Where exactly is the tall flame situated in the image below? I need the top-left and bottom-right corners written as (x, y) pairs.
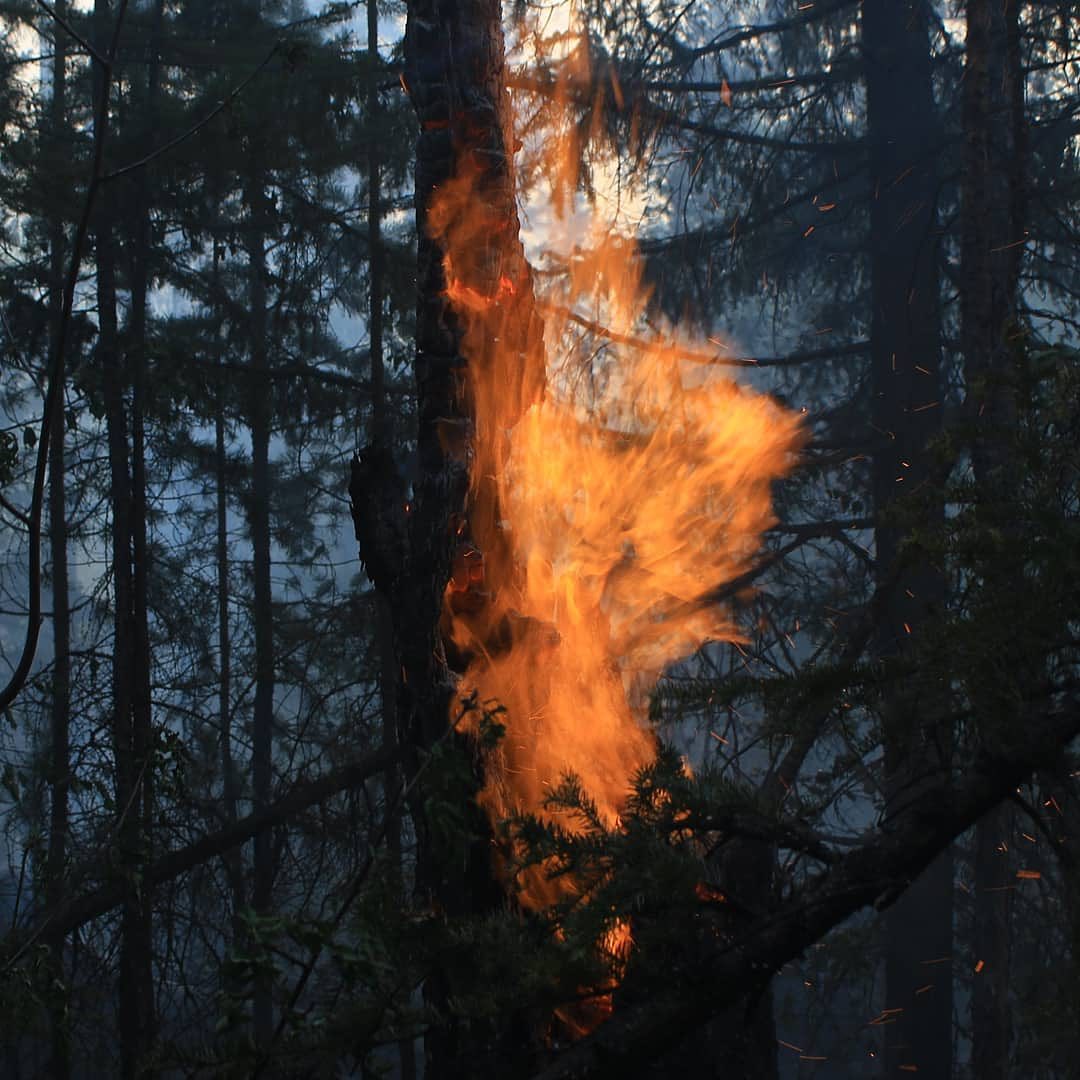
top-left (429, 11), bottom-right (802, 923)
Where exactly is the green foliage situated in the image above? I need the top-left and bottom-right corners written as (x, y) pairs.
top-left (503, 743), bottom-right (779, 1003)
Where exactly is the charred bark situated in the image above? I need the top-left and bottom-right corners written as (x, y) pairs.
top-left (863, 2), bottom-right (951, 1076)
top-left (399, 0), bottom-right (544, 856)
top-left (405, 1), bottom-right (517, 1067)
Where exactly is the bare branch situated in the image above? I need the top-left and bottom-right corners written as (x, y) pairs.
top-left (539, 299), bottom-right (868, 369)
top-left (34, 0), bottom-right (109, 66)
top-left (0, 492), bottom-right (30, 529)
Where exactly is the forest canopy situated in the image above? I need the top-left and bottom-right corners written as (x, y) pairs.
top-left (0, 0), bottom-right (1078, 1077)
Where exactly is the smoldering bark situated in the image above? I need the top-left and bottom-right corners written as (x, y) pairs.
top-left (399, 0), bottom-right (545, 883)
top-left (404, 1), bottom-right (516, 1068)
top-left (863, 2), bottom-right (951, 1077)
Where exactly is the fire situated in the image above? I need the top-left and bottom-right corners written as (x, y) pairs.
top-left (428, 1), bottom-right (802, 999)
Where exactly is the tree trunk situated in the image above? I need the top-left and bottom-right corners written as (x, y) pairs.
top-left (124, 5), bottom-right (165, 1068)
top-left (366, 2), bottom-right (416, 1076)
top-left (92, 4), bottom-right (154, 1075)
top-left (246, 132), bottom-right (276, 1049)
top-left (961, 1), bottom-right (1028, 1074)
top-left (44, 5), bottom-right (71, 1073)
top-left (972, 803), bottom-right (1011, 1077)
top-left (863, 2), bottom-right (951, 1076)
top-left (353, 0), bottom-right (545, 1072)
top-left (213, 236), bottom-right (247, 942)
top-left (961, 0), bottom-right (1026, 479)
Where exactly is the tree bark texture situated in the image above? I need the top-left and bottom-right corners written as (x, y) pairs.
top-left (863, 2), bottom-right (952, 1077)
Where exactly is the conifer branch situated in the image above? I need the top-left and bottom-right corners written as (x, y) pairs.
top-left (0, 0), bottom-right (129, 713)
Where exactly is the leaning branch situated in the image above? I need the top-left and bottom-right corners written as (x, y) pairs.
top-left (531, 698), bottom-right (1080, 1079)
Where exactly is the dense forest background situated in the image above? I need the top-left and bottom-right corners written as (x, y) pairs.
top-left (0, 0), bottom-right (1077, 1076)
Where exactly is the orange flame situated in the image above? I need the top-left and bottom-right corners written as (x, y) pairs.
top-left (429, 4), bottom-right (802, 977)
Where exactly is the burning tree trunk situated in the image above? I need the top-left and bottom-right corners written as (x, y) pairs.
top-left (350, 0), bottom-right (545, 1071)
top-left (396, 0), bottom-right (544, 844)
top-left (355, 2), bottom-right (800, 1071)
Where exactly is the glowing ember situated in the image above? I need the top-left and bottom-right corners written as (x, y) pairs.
top-left (429, 4), bottom-right (802, 949)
